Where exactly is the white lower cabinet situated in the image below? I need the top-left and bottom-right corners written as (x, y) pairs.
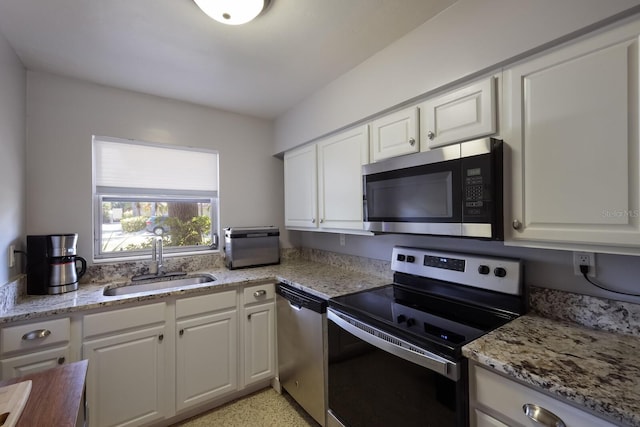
top-left (242, 283), bottom-right (276, 387)
top-left (83, 303), bottom-right (168, 427)
top-left (175, 290), bottom-right (238, 413)
top-left (470, 364), bottom-right (618, 427)
top-left (79, 284), bottom-right (277, 426)
top-left (0, 317), bottom-right (71, 379)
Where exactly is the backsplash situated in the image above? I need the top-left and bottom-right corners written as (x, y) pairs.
top-left (530, 286), bottom-right (640, 337)
top-left (81, 248), bottom-right (306, 284)
top-left (0, 275), bottom-right (25, 314)
top-left (298, 247), bottom-right (393, 280)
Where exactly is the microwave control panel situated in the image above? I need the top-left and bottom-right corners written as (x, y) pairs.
top-left (461, 149), bottom-right (498, 222)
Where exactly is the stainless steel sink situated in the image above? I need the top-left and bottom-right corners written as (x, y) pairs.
top-left (103, 273), bottom-right (216, 296)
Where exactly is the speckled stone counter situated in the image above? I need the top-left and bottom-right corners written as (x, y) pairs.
top-left (0, 257), bottom-right (390, 324)
top-left (463, 291), bottom-right (640, 426)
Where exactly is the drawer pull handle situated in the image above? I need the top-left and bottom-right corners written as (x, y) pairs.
top-left (254, 290), bottom-right (267, 298)
top-left (523, 403), bottom-right (566, 427)
top-left (22, 329), bottom-right (51, 341)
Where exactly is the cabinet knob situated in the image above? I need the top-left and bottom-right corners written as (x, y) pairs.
top-left (22, 329), bottom-right (51, 341)
top-left (319, 218), bottom-right (324, 223)
top-left (522, 403), bottom-right (566, 427)
top-left (311, 218), bottom-right (316, 224)
top-left (408, 137), bottom-right (416, 146)
top-left (158, 334), bottom-right (164, 342)
top-left (179, 329), bottom-right (184, 336)
top-left (57, 357), bottom-right (65, 365)
top-left (253, 289), bottom-right (267, 298)
top-left (512, 219), bottom-right (523, 230)
top-left (427, 131), bottom-right (435, 140)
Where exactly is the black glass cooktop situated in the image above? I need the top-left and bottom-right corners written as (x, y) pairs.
top-left (329, 284), bottom-right (515, 359)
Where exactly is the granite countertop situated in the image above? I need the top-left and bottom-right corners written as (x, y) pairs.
top-left (0, 258), bottom-right (390, 324)
top-left (463, 313), bottom-right (640, 426)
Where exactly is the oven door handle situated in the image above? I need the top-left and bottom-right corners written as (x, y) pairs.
top-left (328, 309), bottom-right (459, 381)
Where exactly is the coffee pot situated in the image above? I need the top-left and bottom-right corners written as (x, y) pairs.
top-left (27, 234), bottom-right (87, 295)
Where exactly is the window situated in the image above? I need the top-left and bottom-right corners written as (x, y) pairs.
top-left (92, 136), bottom-right (219, 259)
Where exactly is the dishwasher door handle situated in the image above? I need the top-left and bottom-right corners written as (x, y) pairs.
top-left (288, 300), bottom-right (303, 311)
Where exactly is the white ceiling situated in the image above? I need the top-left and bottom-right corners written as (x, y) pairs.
top-left (0, 0), bottom-right (457, 119)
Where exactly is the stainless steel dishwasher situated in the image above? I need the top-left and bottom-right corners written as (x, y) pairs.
top-left (276, 282), bottom-right (327, 426)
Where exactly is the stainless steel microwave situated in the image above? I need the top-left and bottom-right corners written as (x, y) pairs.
top-left (362, 137), bottom-right (503, 239)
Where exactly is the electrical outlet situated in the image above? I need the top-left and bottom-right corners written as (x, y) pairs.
top-left (9, 245), bottom-right (15, 268)
top-left (573, 251), bottom-right (596, 277)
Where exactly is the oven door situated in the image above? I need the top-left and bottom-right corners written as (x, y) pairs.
top-left (327, 309), bottom-right (468, 427)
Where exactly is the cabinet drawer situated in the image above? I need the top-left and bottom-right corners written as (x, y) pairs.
top-left (243, 282), bottom-right (275, 304)
top-left (1, 345), bottom-right (70, 379)
top-left (475, 409), bottom-right (508, 427)
top-left (83, 302), bottom-right (166, 338)
top-left (176, 289), bottom-right (237, 318)
top-left (473, 366), bottom-right (618, 427)
top-left (0, 317), bottom-right (70, 356)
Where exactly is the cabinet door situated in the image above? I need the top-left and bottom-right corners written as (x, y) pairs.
top-left (1, 346), bottom-right (69, 379)
top-left (176, 309), bottom-right (238, 412)
top-left (244, 302), bottom-right (275, 386)
top-left (284, 144), bottom-right (318, 229)
top-left (83, 325), bottom-right (167, 427)
top-left (370, 106), bottom-right (419, 162)
top-left (317, 125), bottom-right (369, 230)
top-left (420, 77), bottom-right (496, 149)
top-left (505, 23), bottom-right (640, 249)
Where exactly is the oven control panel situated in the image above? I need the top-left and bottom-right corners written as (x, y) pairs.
top-left (391, 246), bottom-right (522, 296)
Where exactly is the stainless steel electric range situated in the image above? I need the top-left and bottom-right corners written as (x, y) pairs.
top-left (327, 246), bottom-right (526, 427)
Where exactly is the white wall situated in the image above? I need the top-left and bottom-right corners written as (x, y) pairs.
top-left (0, 31), bottom-right (25, 285)
top-left (26, 71), bottom-right (288, 263)
top-left (274, 0), bottom-right (640, 153)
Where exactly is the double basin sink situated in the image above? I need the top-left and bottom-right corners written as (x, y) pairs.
top-left (103, 273), bottom-right (216, 296)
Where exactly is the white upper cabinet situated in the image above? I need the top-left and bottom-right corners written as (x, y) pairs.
top-left (420, 77), bottom-right (496, 150)
top-left (285, 125), bottom-right (370, 233)
top-left (504, 19), bottom-right (640, 252)
top-left (284, 144), bottom-right (318, 229)
top-left (370, 106), bottom-right (419, 162)
top-left (317, 125), bottom-right (369, 230)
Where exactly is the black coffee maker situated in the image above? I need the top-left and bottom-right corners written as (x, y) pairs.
top-left (27, 234), bottom-right (87, 295)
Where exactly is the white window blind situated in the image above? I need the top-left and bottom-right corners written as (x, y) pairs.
top-left (93, 136), bottom-right (218, 193)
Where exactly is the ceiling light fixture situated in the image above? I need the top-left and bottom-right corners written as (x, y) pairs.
top-left (194, 0), bottom-right (271, 26)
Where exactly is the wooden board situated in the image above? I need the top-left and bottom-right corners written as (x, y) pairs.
top-left (0, 380), bottom-right (31, 427)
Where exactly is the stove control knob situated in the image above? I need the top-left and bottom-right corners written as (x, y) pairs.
top-left (494, 267), bottom-right (507, 278)
top-left (478, 265), bottom-right (490, 275)
top-left (406, 255), bottom-right (416, 263)
top-left (406, 318), bottom-right (416, 327)
top-left (397, 315), bottom-right (407, 323)
top-left (397, 254), bottom-right (406, 261)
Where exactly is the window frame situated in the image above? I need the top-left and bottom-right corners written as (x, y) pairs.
top-left (92, 137), bottom-right (220, 261)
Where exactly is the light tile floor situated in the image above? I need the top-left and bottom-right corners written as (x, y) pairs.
top-left (172, 388), bottom-right (320, 427)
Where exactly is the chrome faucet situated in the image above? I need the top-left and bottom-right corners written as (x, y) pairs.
top-left (131, 236), bottom-right (186, 281)
top-left (151, 236), bottom-right (164, 275)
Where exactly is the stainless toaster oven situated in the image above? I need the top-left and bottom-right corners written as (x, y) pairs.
top-left (223, 226), bottom-right (280, 269)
